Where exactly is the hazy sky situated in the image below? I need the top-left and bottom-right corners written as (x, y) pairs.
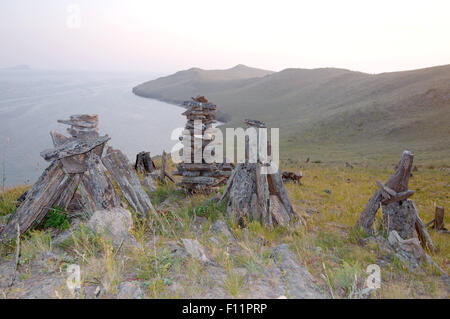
top-left (1, 0), bottom-right (449, 74)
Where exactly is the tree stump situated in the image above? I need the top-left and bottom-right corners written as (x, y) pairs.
top-left (219, 119), bottom-right (300, 228)
top-left (135, 151), bottom-right (155, 174)
top-left (382, 200), bottom-right (417, 239)
top-left (158, 150), bottom-right (175, 184)
top-left (432, 206), bottom-right (446, 231)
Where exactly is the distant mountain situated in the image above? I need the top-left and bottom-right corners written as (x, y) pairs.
top-left (1, 64), bottom-right (31, 71)
top-left (133, 64), bottom-right (450, 163)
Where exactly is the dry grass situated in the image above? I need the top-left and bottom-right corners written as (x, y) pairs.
top-left (280, 163), bottom-right (449, 298)
top-left (0, 161), bottom-right (448, 299)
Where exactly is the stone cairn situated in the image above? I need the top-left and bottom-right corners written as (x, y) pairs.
top-left (218, 119), bottom-right (303, 228)
top-left (1, 114), bottom-right (158, 239)
top-left (173, 96), bottom-right (233, 192)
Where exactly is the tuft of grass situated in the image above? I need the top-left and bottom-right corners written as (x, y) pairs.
top-left (328, 261), bottom-right (362, 298)
top-left (222, 254), bottom-right (245, 298)
top-left (0, 185), bottom-right (29, 218)
top-left (150, 181), bottom-right (184, 206)
top-left (20, 230), bottom-right (52, 263)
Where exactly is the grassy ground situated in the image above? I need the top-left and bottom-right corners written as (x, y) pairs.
top-left (0, 161), bottom-right (448, 299)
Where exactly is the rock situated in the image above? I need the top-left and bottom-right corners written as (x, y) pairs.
top-left (388, 230), bottom-right (427, 271)
top-left (167, 281), bottom-right (184, 295)
top-left (271, 244), bottom-right (325, 298)
top-left (84, 285), bottom-right (104, 299)
top-left (166, 241), bottom-right (189, 260)
top-left (117, 281), bottom-right (143, 299)
top-left (209, 220), bottom-right (235, 243)
top-left (19, 276), bottom-right (67, 299)
top-left (209, 236), bottom-right (221, 246)
top-left (141, 176), bottom-right (156, 192)
top-left (182, 238), bottom-right (210, 263)
top-left (86, 207), bottom-right (135, 246)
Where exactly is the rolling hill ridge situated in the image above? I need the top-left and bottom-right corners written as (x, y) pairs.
top-left (133, 64), bottom-right (450, 164)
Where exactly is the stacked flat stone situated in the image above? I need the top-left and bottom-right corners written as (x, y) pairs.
top-left (174, 96), bottom-right (233, 192)
top-left (57, 114), bottom-right (99, 139)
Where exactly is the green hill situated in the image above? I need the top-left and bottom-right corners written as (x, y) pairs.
top-left (133, 64), bottom-right (450, 164)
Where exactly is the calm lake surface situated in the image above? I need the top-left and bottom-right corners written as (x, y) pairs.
top-left (0, 70), bottom-right (186, 187)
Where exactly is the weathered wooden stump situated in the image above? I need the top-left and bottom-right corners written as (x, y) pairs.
top-left (219, 120), bottom-right (300, 228)
top-left (157, 150), bottom-right (175, 184)
top-left (427, 206), bottom-right (447, 233)
top-left (103, 147), bottom-right (156, 217)
top-left (135, 151), bottom-right (156, 174)
top-left (356, 150), bottom-right (435, 252)
top-left (382, 200), bottom-right (417, 239)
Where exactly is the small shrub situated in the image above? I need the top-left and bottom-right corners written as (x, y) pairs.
top-left (44, 205), bottom-right (70, 230)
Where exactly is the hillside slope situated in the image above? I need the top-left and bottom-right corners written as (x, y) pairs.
top-left (133, 64), bottom-right (450, 164)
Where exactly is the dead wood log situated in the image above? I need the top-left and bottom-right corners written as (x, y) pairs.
top-left (381, 190), bottom-right (415, 205)
top-left (179, 176), bottom-right (218, 185)
top-left (158, 151), bottom-right (175, 183)
top-left (135, 151), bottom-right (156, 174)
top-left (40, 135), bottom-right (110, 162)
top-left (411, 201), bottom-right (436, 252)
top-left (102, 147), bottom-right (155, 217)
top-left (226, 164), bottom-right (257, 222)
top-left (357, 190), bottom-right (382, 233)
top-left (256, 163), bottom-right (271, 227)
top-left (218, 168), bottom-right (236, 203)
top-left (80, 152), bottom-right (120, 211)
top-left (267, 170), bottom-right (296, 218)
top-left (1, 161), bottom-right (81, 239)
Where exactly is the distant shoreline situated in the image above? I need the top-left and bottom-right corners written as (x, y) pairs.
top-left (132, 87), bottom-right (231, 123)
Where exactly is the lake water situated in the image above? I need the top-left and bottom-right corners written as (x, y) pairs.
top-left (0, 70), bottom-right (186, 187)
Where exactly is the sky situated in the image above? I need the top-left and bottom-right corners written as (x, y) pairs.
top-left (0, 0), bottom-right (449, 74)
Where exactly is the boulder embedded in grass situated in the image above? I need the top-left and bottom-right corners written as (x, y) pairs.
top-left (86, 207), bottom-right (135, 246)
